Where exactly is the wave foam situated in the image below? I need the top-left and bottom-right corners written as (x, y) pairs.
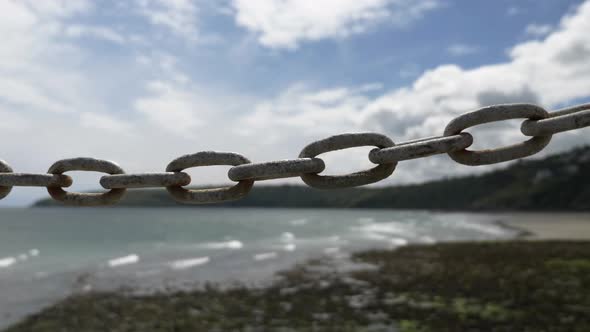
top-left (170, 257), bottom-right (210, 270)
top-left (200, 240), bottom-right (244, 250)
top-left (284, 243), bottom-right (296, 252)
top-left (390, 238), bottom-right (409, 246)
top-left (0, 257), bottom-right (16, 268)
top-left (355, 222), bottom-right (417, 238)
top-left (108, 254), bottom-right (139, 268)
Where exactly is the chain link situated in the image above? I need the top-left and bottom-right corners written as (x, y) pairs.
top-left (47, 158), bottom-right (127, 206)
top-left (299, 133), bottom-right (396, 189)
top-left (228, 158), bottom-right (325, 182)
top-left (369, 133), bottom-right (473, 164)
top-left (101, 172), bottom-right (191, 189)
top-left (165, 151), bottom-right (254, 204)
top-left (521, 103), bottom-right (590, 136)
top-left (443, 104), bottom-right (552, 166)
top-left (1, 102), bottom-right (588, 206)
top-left (0, 173), bottom-right (72, 187)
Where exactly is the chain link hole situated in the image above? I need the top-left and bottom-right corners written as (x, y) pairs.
top-left (315, 147), bottom-right (376, 175)
top-left (64, 171), bottom-right (109, 192)
top-left (461, 119), bottom-right (525, 150)
top-left (180, 166), bottom-right (238, 188)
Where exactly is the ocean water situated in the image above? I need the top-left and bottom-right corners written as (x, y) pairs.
top-left (0, 208), bottom-right (517, 328)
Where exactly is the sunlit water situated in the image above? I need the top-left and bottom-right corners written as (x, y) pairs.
top-left (0, 207), bottom-right (517, 328)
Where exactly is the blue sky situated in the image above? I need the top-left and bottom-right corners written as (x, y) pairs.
top-left (68, 0), bottom-right (580, 96)
top-left (1, 0), bottom-right (589, 206)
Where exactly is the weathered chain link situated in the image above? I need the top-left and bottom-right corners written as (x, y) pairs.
top-left (165, 151), bottom-right (254, 204)
top-left (101, 172), bottom-right (191, 189)
top-left (369, 133), bottom-right (473, 164)
top-left (47, 158), bottom-right (127, 206)
top-left (299, 133), bottom-right (396, 189)
top-left (444, 104), bottom-right (552, 166)
top-left (228, 158), bottom-right (325, 181)
top-left (0, 173), bottom-right (73, 188)
top-left (521, 103), bottom-right (590, 136)
top-left (1, 102), bottom-right (589, 206)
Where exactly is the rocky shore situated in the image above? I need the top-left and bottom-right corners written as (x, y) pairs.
top-left (6, 240), bottom-right (590, 332)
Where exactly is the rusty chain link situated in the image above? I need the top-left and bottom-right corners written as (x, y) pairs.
top-left (0, 102), bottom-right (589, 206)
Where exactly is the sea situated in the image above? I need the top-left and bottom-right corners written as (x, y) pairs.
top-left (0, 207), bottom-right (519, 328)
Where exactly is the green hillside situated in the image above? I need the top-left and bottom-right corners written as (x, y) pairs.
top-left (33, 146), bottom-right (590, 211)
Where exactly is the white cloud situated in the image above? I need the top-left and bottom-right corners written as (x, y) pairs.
top-left (27, 0), bottom-right (92, 16)
top-left (525, 23), bottom-right (553, 37)
top-left (446, 43), bottom-right (480, 56)
top-left (231, 0), bottom-right (441, 49)
top-left (0, 108), bottom-right (29, 131)
top-left (134, 81), bottom-right (206, 136)
top-left (0, 0), bottom-right (99, 114)
top-left (0, 77), bottom-right (72, 113)
top-left (135, 0), bottom-right (199, 40)
top-left (80, 112), bottom-right (134, 134)
top-left (240, 84), bottom-right (372, 138)
top-left (65, 25), bottom-right (126, 44)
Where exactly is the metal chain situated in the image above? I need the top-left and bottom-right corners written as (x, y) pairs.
top-left (298, 133), bottom-right (396, 189)
top-left (443, 104), bottom-right (552, 166)
top-left (1, 102), bottom-right (588, 206)
top-left (521, 103), bottom-right (590, 136)
top-left (46, 158), bottom-right (127, 206)
top-left (165, 151), bottom-right (254, 204)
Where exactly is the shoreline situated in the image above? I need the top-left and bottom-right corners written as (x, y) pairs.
top-left (6, 240), bottom-right (590, 331)
top-left (492, 220), bottom-right (535, 239)
top-left (2, 210), bottom-right (590, 331)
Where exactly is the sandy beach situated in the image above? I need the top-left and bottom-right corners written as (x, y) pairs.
top-left (490, 212), bottom-right (590, 240)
